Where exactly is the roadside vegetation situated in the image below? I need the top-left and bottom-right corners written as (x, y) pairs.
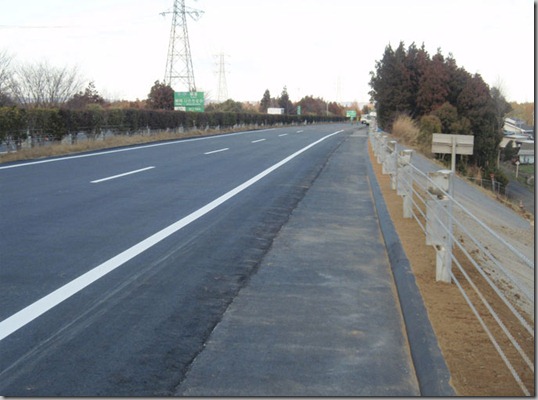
top-left (368, 42), bottom-right (514, 190)
top-left (0, 51), bottom-right (350, 163)
top-left (388, 112), bottom-right (534, 220)
top-left (0, 125), bottom-right (265, 163)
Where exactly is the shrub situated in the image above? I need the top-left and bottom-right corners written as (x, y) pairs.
top-left (418, 114), bottom-right (441, 153)
top-left (391, 115), bottom-right (420, 146)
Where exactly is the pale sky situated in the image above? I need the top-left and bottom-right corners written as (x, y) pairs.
top-left (1, 0), bottom-right (535, 103)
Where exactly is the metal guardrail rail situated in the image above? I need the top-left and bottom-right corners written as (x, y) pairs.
top-left (370, 129), bottom-right (534, 396)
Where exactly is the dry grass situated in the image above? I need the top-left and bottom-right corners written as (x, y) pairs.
top-left (391, 115), bottom-right (421, 146)
top-left (391, 115), bottom-right (433, 155)
top-left (0, 126), bottom-right (257, 164)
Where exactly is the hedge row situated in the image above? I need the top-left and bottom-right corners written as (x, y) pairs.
top-left (0, 107), bottom-right (346, 142)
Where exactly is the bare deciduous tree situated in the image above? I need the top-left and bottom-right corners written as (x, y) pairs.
top-left (11, 61), bottom-right (84, 108)
top-left (0, 49), bottom-right (14, 105)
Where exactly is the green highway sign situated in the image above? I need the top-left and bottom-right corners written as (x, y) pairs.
top-left (174, 91), bottom-right (205, 112)
top-left (346, 110), bottom-right (357, 118)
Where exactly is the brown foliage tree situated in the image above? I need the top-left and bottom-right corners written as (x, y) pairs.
top-left (146, 80), bottom-right (174, 110)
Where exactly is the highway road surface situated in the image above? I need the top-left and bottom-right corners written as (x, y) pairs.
top-left (0, 124), bottom-right (355, 395)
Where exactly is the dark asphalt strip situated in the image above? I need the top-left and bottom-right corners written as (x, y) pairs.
top-left (365, 143), bottom-right (456, 397)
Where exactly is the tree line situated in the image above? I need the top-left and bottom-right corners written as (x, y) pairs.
top-left (0, 106), bottom-right (343, 148)
top-left (0, 53), bottom-right (346, 148)
top-left (368, 42), bottom-right (512, 172)
top-left (149, 83), bottom-right (356, 118)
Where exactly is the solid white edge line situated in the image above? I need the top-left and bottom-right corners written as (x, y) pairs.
top-left (204, 148), bottom-right (229, 155)
top-left (91, 166), bottom-right (155, 183)
top-left (0, 130), bottom-right (344, 342)
top-left (0, 129), bottom-right (276, 170)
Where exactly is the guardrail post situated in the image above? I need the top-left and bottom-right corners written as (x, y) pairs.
top-left (371, 131), bottom-right (380, 157)
top-left (426, 170), bottom-right (453, 283)
top-left (397, 149), bottom-right (414, 218)
top-left (374, 132), bottom-right (382, 157)
top-left (382, 139), bottom-right (396, 176)
top-left (388, 141), bottom-right (398, 189)
top-left (369, 116), bottom-right (377, 134)
top-left (377, 135), bottom-right (387, 164)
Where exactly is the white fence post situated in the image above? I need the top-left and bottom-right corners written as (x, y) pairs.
top-left (372, 131), bottom-right (381, 158)
top-left (369, 116), bottom-right (377, 134)
top-left (382, 139), bottom-right (396, 175)
top-left (426, 170), bottom-right (453, 283)
top-left (397, 149), bottom-right (414, 218)
top-left (377, 135), bottom-right (387, 164)
top-left (387, 141), bottom-right (398, 189)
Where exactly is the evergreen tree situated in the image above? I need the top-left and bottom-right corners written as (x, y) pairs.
top-left (404, 42), bottom-right (430, 118)
top-left (66, 82), bottom-right (105, 109)
top-left (369, 42), bottom-right (414, 130)
top-left (369, 42), bottom-right (510, 171)
top-left (260, 89), bottom-right (271, 113)
top-left (445, 54), bottom-right (470, 107)
top-left (416, 50), bottom-right (450, 115)
top-left (297, 95), bottom-right (327, 116)
top-left (146, 80), bottom-right (174, 110)
top-left (457, 74), bottom-right (499, 167)
top-left (278, 86), bottom-right (293, 114)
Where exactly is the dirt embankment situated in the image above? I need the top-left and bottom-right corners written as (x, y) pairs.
top-left (368, 142), bottom-right (534, 396)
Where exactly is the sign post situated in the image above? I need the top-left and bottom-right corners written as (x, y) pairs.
top-left (430, 134), bottom-right (474, 283)
top-left (174, 92), bottom-right (205, 112)
top-left (431, 133), bottom-right (474, 196)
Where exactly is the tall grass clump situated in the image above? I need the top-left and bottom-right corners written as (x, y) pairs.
top-left (391, 115), bottom-right (420, 146)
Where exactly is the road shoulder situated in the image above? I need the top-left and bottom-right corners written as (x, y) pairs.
top-left (175, 130), bottom-right (421, 396)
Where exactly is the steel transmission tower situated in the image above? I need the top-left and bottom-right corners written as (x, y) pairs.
top-left (215, 53), bottom-right (229, 102)
top-left (162, 0), bottom-right (203, 92)
top-left (336, 75), bottom-right (342, 104)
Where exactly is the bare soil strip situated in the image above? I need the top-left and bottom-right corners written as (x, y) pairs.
top-left (368, 142), bottom-right (534, 396)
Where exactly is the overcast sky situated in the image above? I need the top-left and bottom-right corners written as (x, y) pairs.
top-left (1, 0), bottom-right (534, 103)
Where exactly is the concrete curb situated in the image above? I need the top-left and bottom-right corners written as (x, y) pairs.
top-left (366, 144), bottom-right (456, 396)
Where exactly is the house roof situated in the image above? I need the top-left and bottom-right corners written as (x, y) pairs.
top-left (504, 118), bottom-right (534, 136)
top-left (518, 141), bottom-right (535, 156)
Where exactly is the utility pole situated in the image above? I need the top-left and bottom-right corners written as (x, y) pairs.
top-left (214, 53), bottom-right (229, 102)
top-left (162, 0), bottom-right (203, 92)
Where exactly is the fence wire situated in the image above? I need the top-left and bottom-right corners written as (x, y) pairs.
top-left (370, 130), bottom-right (534, 396)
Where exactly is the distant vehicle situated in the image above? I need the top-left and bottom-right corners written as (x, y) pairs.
top-left (360, 112), bottom-right (376, 125)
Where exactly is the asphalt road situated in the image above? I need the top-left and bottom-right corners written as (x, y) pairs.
top-left (0, 124), bottom-right (359, 396)
top-left (410, 151), bottom-right (532, 231)
top-left (505, 179), bottom-right (535, 215)
top-left (0, 124), bottom-right (456, 396)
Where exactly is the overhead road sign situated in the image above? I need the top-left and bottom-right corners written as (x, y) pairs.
top-left (174, 91), bottom-right (205, 112)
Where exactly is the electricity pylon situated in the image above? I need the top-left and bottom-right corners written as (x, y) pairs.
top-left (162, 0), bottom-right (203, 92)
top-left (336, 75), bottom-right (342, 104)
top-left (214, 53), bottom-right (229, 102)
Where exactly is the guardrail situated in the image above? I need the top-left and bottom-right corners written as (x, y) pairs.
top-left (370, 129), bottom-right (534, 396)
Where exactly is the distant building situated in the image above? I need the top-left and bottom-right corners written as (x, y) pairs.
top-left (504, 117), bottom-right (534, 139)
top-left (517, 141), bottom-right (535, 165)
